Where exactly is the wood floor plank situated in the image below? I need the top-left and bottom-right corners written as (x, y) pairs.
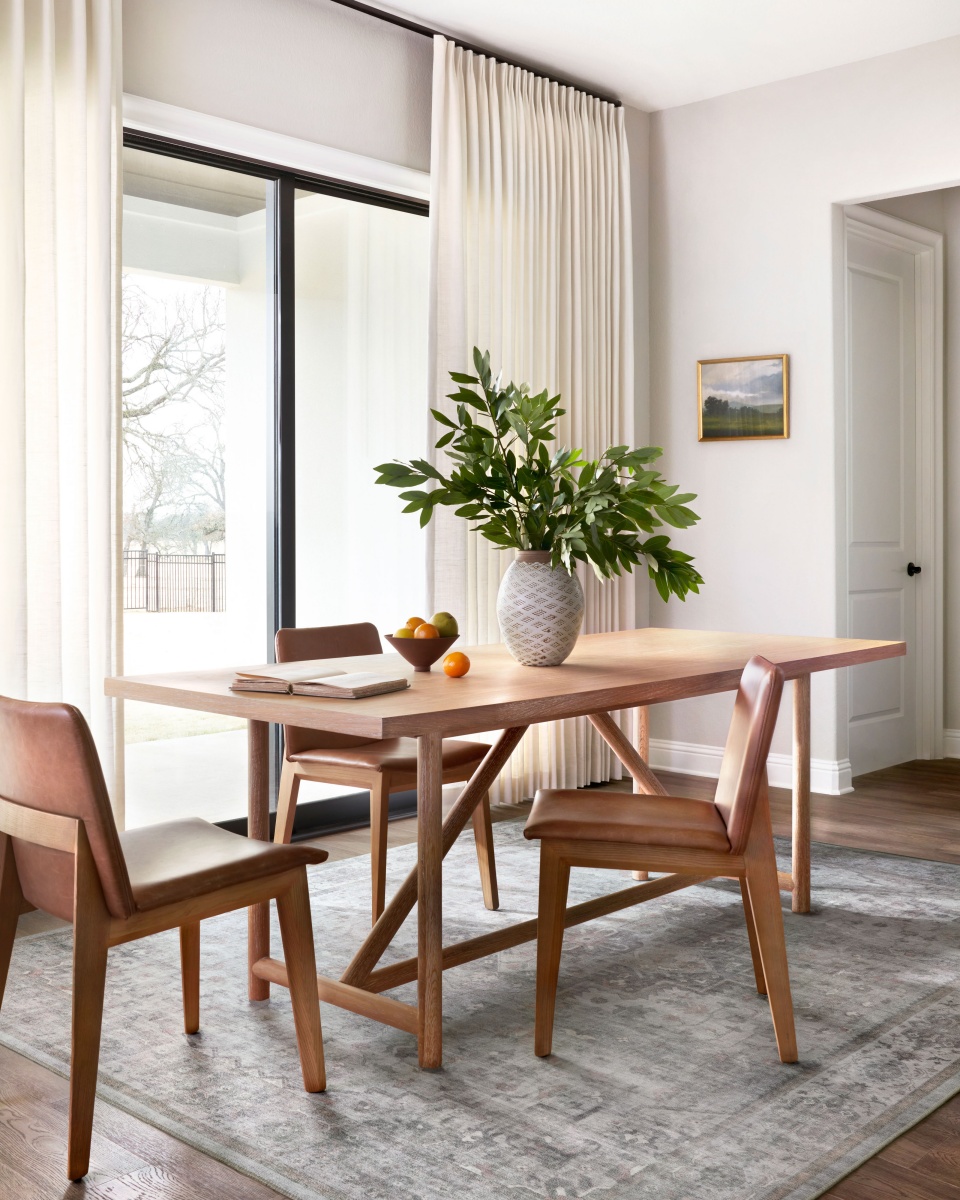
top-left (0, 1059), bottom-right (145, 1192)
top-left (911, 1139), bottom-right (960, 1190)
top-left (83, 1163), bottom-right (276, 1200)
top-left (823, 1157), bottom-right (960, 1200)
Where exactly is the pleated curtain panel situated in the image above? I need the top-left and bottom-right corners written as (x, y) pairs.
top-left (0, 0), bottom-right (122, 800)
top-left (427, 36), bottom-right (636, 803)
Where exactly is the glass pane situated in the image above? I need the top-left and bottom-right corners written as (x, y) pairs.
top-left (121, 148), bottom-right (271, 828)
top-left (293, 191), bottom-right (429, 807)
top-left (294, 192), bottom-right (430, 631)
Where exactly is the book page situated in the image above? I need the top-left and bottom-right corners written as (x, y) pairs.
top-left (234, 660), bottom-right (348, 684)
top-left (312, 672), bottom-right (408, 690)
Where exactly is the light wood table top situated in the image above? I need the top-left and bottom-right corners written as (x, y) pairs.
top-left (105, 627), bottom-right (904, 739)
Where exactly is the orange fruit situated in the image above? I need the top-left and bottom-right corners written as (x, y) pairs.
top-left (414, 622), bottom-right (439, 639)
top-left (442, 652), bottom-right (470, 677)
top-left (405, 616), bottom-right (427, 630)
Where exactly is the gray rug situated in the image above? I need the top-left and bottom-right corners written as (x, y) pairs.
top-left (3, 824), bottom-right (959, 1200)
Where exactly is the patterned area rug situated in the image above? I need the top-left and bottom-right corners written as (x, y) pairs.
top-left (3, 824), bottom-right (959, 1200)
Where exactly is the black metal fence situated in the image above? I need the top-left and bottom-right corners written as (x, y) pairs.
top-left (123, 551), bottom-right (226, 613)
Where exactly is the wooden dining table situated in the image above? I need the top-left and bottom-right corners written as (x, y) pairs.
top-left (106, 627), bottom-right (904, 1068)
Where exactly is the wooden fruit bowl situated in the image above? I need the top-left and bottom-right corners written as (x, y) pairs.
top-left (385, 633), bottom-right (459, 672)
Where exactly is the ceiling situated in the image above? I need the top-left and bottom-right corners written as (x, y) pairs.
top-left (123, 148), bottom-right (267, 216)
top-left (353, 0), bottom-right (960, 111)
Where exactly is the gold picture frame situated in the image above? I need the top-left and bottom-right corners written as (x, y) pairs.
top-left (697, 354), bottom-right (789, 441)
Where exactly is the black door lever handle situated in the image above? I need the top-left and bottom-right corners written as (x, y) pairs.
top-left (907, 562), bottom-right (922, 577)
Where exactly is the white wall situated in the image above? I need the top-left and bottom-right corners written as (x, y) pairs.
top-left (866, 188), bottom-right (960, 744)
top-left (649, 35), bottom-right (960, 786)
top-left (122, 0), bottom-right (433, 171)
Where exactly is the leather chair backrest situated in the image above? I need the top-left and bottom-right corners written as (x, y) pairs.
top-left (712, 656), bottom-right (784, 855)
top-left (276, 623), bottom-right (383, 757)
top-left (0, 695), bottom-right (135, 921)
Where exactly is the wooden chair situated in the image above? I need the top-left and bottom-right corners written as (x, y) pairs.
top-left (523, 655), bottom-right (798, 1063)
top-left (0, 695), bottom-right (327, 1181)
top-left (274, 622), bottom-right (499, 924)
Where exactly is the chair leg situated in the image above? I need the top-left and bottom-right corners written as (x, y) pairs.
top-left (67, 829), bottom-right (111, 1181)
top-left (471, 791), bottom-right (499, 910)
top-left (275, 870), bottom-right (326, 1093)
top-left (0, 836), bottom-right (23, 1013)
top-left (740, 878), bottom-right (767, 996)
top-left (180, 922), bottom-right (200, 1034)
top-left (743, 791), bottom-right (798, 1063)
top-left (274, 760), bottom-right (302, 845)
top-left (534, 842), bottom-right (571, 1058)
top-left (370, 774), bottom-right (391, 925)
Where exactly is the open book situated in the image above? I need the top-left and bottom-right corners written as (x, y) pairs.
top-left (231, 659), bottom-right (409, 699)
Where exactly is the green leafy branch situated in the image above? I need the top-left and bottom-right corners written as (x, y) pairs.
top-left (374, 348), bottom-right (704, 601)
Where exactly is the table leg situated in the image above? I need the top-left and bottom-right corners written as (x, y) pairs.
top-left (634, 706), bottom-right (651, 881)
top-left (792, 675), bottom-right (811, 914)
top-left (417, 732), bottom-right (444, 1068)
top-left (248, 719), bottom-right (271, 1000)
top-left (637, 706), bottom-right (650, 762)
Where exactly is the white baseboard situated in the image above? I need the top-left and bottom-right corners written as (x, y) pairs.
top-left (944, 730), bottom-right (960, 759)
top-left (649, 738), bottom-right (853, 796)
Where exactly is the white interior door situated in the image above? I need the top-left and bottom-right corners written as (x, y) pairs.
top-left (845, 221), bottom-right (921, 773)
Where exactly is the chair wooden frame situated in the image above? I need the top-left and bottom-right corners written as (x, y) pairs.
top-left (0, 796), bottom-right (324, 1181)
top-left (526, 657), bottom-right (798, 1064)
top-left (531, 776), bottom-right (797, 1063)
top-left (273, 623), bottom-right (499, 925)
top-left (274, 756), bottom-right (498, 923)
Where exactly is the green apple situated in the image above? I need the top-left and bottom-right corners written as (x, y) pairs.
top-left (431, 611), bottom-right (458, 638)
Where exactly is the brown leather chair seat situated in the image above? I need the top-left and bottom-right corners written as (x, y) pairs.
top-left (120, 818), bottom-right (328, 911)
top-left (524, 791), bottom-right (732, 852)
top-left (287, 736), bottom-right (486, 774)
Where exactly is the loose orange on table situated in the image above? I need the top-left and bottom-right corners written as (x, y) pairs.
top-left (442, 652), bottom-right (470, 677)
top-left (414, 623), bottom-right (439, 639)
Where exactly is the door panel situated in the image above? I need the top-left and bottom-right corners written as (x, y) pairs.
top-left (846, 229), bottom-right (917, 772)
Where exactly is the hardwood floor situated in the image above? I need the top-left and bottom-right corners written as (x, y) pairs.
top-left (2, 760), bottom-right (958, 1197)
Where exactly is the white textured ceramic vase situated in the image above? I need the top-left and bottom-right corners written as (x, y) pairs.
top-left (496, 550), bottom-right (585, 667)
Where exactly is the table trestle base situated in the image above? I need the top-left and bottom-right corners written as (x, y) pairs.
top-left (251, 958), bottom-right (419, 1034)
top-left (365, 871), bottom-right (708, 994)
top-left (253, 871), bottom-right (710, 1039)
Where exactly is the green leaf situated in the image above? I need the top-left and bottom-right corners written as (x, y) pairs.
top-left (374, 349), bottom-right (703, 601)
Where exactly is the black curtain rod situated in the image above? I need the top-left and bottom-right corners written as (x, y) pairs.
top-left (326, 0), bottom-right (622, 107)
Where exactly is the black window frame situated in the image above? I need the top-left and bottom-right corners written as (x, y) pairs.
top-left (121, 129), bottom-right (429, 831)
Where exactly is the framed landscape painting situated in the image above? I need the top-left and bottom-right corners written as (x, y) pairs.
top-left (697, 354), bottom-right (789, 441)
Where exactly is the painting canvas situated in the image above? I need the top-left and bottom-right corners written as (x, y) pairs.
top-left (698, 354), bottom-right (789, 441)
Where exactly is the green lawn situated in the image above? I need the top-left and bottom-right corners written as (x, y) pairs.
top-left (124, 701), bottom-right (245, 744)
top-left (701, 407), bottom-right (784, 439)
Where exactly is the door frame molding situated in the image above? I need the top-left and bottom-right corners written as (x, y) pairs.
top-left (841, 203), bottom-right (944, 762)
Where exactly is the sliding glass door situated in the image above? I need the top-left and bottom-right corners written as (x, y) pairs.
top-left (291, 187), bottom-right (430, 808)
top-left (121, 148), bottom-right (271, 828)
top-left (120, 136), bottom-right (429, 829)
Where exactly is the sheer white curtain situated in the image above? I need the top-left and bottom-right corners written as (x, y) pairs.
top-left (427, 36), bottom-right (636, 803)
top-left (0, 0), bottom-right (122, 798)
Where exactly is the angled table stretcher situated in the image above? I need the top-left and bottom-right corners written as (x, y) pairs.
top-left (106, 627), bottom-right (904, 1068)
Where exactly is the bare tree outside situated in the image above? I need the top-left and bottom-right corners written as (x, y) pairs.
top-left (122, 275), bottom-right (227, 554)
